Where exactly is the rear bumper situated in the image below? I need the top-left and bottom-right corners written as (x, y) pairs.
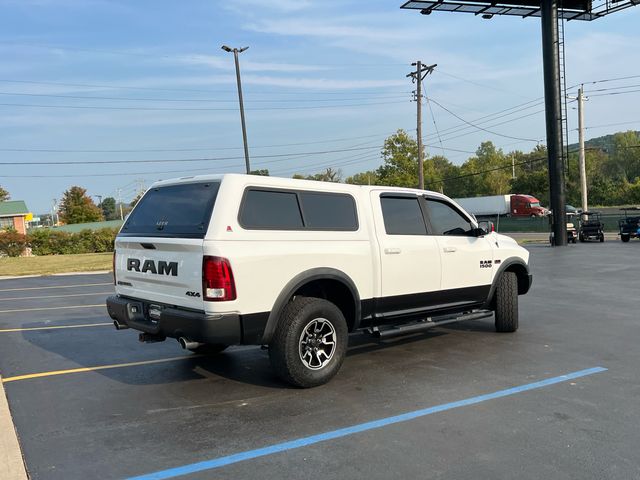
top-left (106, 295), bottom-right (241, 345)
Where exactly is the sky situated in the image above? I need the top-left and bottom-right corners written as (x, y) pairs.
top-left (1, 0), bottom-right (639, 214)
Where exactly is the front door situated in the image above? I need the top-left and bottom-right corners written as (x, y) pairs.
top-left (424, 197), bottom-right (493, 304)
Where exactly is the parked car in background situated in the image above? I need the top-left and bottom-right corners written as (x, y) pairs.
top-left (618, 207), bottom-right (640, 242)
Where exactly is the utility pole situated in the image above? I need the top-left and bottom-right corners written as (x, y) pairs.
top-left (577, 85), bottom-right (588, 214)
top-left (222, 45), bottom-right (251, 174)
top-left (116, 189), bottom-right (123, 220)
top-left (51, 199), bottom-right (58, 227)
top-left (512, 156), bottom-right (516, 180)
top-left (407, 62), bottom-right (436, 190)
top-left (136, 179), bottom-right (146, 197)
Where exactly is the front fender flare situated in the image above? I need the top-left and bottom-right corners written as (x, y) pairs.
top-left (483, 257), bottom-right (531, 309)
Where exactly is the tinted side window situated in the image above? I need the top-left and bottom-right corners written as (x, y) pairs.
top-left (426, 199), bottom-right (473, 236)
top-left (240, 190), bottom-right (303, 229)
top-left (300, 192), bottom-right (358, 230)
top-left (380, 196), bottom-right (427, 235)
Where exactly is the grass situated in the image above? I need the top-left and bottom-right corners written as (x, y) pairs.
top-left (0, 252), bottom-right (113, 277)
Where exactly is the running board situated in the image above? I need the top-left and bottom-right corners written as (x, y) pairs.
top-left (369, 310), bottom-right (493, 339)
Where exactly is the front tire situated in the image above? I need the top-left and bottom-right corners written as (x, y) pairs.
top-left (621, 234), bottom-right (630, 243)
top-left (599, 233), bottom-right (605, 242)
top-left (269, 297), bottom-right (348, 388)
top-left (494, 271), bottom-right (519, 333)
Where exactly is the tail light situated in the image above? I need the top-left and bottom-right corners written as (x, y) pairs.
top-left (202, 256), bottom-right (236, 301)
top-left (112, 251), bottom-right (117, 285)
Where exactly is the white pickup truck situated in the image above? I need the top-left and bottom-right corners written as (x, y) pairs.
top-left (107, 174), bottom-right (532, 387)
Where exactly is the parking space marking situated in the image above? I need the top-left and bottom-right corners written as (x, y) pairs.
top-left (0, 292), bottom-right (113, 302)
top-left (0, 323), bottom-right (112, 333)
top-left (1, 355), bottom-right (204, 383)
top-left (126, 366), bottom-right (607, 480)
top-left (0, 304), bottom-right (104, 314)
top-left (0, 282), bottom-right (112, 293)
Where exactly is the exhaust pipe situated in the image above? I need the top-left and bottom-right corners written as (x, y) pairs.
top-left (113, 319), bottom-right (129, 330)
top-left (178, 337), bottom-right (204, 351)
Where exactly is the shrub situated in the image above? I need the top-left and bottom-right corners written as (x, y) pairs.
top-left (27, 228), bottom-right (118, 256)
top-left (0, 230), bottom-right (27, 257)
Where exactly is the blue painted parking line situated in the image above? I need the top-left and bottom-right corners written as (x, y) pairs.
top-left (127, 366), bottom-right (607, 480)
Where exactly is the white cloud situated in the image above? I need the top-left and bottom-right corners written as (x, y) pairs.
top-left (224, 0), bottom-right (313, 14)
top-left (170, 54), bottom-right (327, 73)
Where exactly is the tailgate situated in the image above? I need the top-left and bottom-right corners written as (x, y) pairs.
top-left (115, 237), bottom-right (204, 310)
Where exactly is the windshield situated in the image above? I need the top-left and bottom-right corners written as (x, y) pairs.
top-left (119, 181), bottom-right (220, 238)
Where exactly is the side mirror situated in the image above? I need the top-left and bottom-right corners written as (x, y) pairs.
top-left (477, 220), bottom-right (494, 235)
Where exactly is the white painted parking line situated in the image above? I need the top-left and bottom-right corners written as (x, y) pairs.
top-left (0, 292), bottom-right (113, 302)
top-left (0, 323), bottom-right (112, 333)
top-left (0, 304), bottom-right (104, 314)
top-left (0, 282), bottom-right (112, 293)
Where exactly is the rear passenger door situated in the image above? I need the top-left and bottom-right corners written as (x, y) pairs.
top-left (424, 197), bottom-right (493, 301)
top-left (372, 192), bottom-right (441, 318)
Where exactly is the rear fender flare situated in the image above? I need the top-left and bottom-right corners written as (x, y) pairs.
top-left (261, 268), bottom-right (360, 344)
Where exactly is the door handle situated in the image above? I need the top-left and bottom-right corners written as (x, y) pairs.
top-left (443, 246), bottom-right (457, 253)
top-left (384, 248), bottom-right (401, 255)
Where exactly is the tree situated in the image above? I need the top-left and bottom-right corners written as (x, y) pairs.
top-left (345, 170), bottom-right (379, 185)
top-left (249, 169), bottom-right (270, 176)
top-left (0, 186), bottom-right (9, 202)
top-left (101, 197), bottom-right (117, 220)
top-left (59, 186), bottom-right (104, 224)
top-left (376, 130), bottom-right (420, 187)
top-left (130, 193), bottom-right (143, 208)
top-left (292, 167), bottom-right (343, 182)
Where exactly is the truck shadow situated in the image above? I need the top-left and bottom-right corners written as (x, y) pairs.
top-left (15, 320), bottom-right (481, 390)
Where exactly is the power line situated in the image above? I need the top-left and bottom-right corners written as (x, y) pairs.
top-left (0, 131), bottom-right (399, 153)
top-left (0, 91), bottom-right (410, 103)
top-left (0, 79), bottom-right (409, 96)
top-left (587, 88), bottom-right (640, 98)
top-left (581, 83), bottom-right (640, 94)
top-left (0, 100), bottom-right (404, 112)
top-left (425, 96), bottom-right (446, 157)
top-left (435, 69), bottom-right (531, 100)
top-left (0, 145), bottom-right (382, 166)
top-left (428, 97), bottom-right (541, 143)
top-left (583, 120), bottom-right (640, 130)
top-left (579, 74), bottom-right (640, 86)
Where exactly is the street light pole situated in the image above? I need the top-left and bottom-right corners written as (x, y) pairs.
top-left (222, 45), bottom-right (251, 174)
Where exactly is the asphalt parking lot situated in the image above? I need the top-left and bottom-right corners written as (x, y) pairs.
top-left (1, 242), bottom-right (639, 480)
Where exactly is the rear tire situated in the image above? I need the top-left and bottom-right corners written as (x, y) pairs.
top-left (579, 233), bottom-right (585, 242)
top-left (621, 234), bottom-right (630, 243)
top-left (188, 344), bottom-right (228, 355)
top-left (494, 271), bottom-right (519, 333)
top-left (269, 297), bottom-right (348, 388)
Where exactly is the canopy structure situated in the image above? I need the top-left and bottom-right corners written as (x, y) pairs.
top-left (401, 0), bottom-right (638, 246)
top-left (401, 0), bottom-right (639, 20)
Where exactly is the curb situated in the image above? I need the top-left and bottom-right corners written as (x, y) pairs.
top-left (0, 270), bottom-right (111, 281)
top-left (0, 375), bottom-right (29, 480)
